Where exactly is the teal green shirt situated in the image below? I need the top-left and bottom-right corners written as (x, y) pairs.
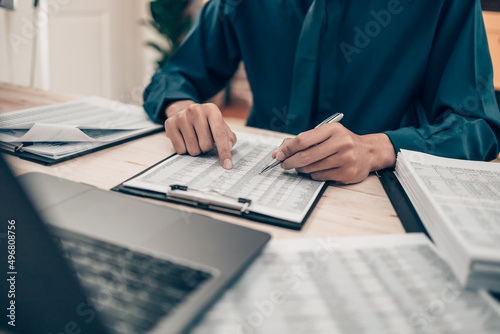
top-left (144, 0), bottom-right (500, 161)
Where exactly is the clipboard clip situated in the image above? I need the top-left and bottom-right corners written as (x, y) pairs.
top-left (14, 143), bottom-right (34, 153)
top-left (166, 185), bottom-right (252, 215)
top-left (14, 143), bottom-right (24, 152)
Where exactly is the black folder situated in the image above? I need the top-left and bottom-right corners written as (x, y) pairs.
top-left (376, 169), bottom-right (430, 239)
top-left (0, 129), bottom-right (162, 165)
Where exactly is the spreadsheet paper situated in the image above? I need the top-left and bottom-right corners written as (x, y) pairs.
top-left (192, 234), bottom-right (500, 334)
top-left (123, 132), bottom-right (325, 223)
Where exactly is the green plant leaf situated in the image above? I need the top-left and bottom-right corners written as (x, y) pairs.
top-left (145, 0), bottom-right (193, 68)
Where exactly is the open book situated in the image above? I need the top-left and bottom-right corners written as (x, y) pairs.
top-left (395, 150), bottom-right (500, 292)
top-left (114, 132), bottom-right (327, 229)
top-left (0, 97), bottom-right (162, 164)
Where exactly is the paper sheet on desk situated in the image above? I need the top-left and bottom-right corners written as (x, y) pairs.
top-left (0, 96), bottom-right (157, 142)
top-left (123, 132), bottom-right (325, 223)
top-left (0, 124), bottom-right (134, 142)
top-left (192, 234), bottom-right (500, 334)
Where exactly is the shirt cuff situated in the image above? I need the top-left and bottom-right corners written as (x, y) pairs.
top-left (143, 69), bottom-right (201, 124)
top-left (384, 127), bottom-right (428, 155)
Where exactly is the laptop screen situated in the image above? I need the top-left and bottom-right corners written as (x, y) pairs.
top-left (0, 156), bottom-right (107, 334)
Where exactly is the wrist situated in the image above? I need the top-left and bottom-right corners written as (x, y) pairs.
top-left (362, 133), bottom-right (396, 172)
top-left (165, 100), bottom-right (196, 118)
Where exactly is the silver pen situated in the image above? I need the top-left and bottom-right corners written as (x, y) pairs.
top-left (259, 112), bottom-right (344, 174)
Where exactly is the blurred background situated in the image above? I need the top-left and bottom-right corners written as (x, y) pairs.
top-left (0, 0), bottom-right (252, 120)
top-left (0, 0), bottom-right (498, 120)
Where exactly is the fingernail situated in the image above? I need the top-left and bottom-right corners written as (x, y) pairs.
top-left (223, 158), bottom-right (233, 169)
top-left (276, 151), bottom-right (285, 161)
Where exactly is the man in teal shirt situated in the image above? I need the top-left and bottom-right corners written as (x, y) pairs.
top-left (143, 0), bottom-right (500, 184)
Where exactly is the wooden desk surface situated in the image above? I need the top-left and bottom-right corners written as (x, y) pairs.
top-left (0, 82), bottom-right (405, 239)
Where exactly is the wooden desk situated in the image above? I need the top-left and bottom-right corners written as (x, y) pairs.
top-left (0, 82), bottom-right (404, 239)
top-left (483, 10), bottom-right (500, 90)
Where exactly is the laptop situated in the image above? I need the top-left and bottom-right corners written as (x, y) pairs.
top-left (0, 155), bottom-right (270, 334)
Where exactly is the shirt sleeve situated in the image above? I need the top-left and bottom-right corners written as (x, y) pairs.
top-left (384, 0), bottom-right (500, 161)
top-left (143, 0), bottom-right (241, 123)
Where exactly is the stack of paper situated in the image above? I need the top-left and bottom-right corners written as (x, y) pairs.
top-left (192, 234), bottom-right (500, 333)
top-left (0, 97), bottom-right (162, 163)
top-left (395, 150), bottom-right (500, 292)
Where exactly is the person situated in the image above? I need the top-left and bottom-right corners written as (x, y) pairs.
top-left (143, 0), bottom-right (500, 184)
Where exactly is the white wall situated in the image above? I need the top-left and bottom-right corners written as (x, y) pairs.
top-left (0, 0), bottom-right (170, 105)
top-left (0, 1), bottom-right (43, 87)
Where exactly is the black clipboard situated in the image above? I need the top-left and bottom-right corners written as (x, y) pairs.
top-left (0, 128), bottom-right (162, 165)
top-left (112, 155), bottom-right (328, 230)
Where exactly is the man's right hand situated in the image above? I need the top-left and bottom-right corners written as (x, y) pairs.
top-left (164, 100), bottom-right (237, 169)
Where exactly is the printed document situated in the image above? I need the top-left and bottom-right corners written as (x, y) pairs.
top-left (0, 97), bottom-right (162, 160)
top-left (0, 96), bottom-right (156, 142)
top-left (123, 132), bottom-right (325, 223)
top-left (192, 234), bottom-right (500, 334)
top-left (396, 150), bottom-right (500, 249)
top-left (395, 150), bottom-right (500, 292)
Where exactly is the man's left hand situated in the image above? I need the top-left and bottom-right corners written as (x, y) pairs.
top-left (272, 123), bottom-right (396, 184)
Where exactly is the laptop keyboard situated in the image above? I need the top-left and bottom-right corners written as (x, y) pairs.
top-left (52, 230), bottom-right (212, 334)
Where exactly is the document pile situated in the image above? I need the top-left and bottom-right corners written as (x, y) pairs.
top-left (0, 97), bottom-right (162, 164)
top-left (395, 150), bottom-right (500, 292)
top-left (193, 234), bottom-right (500, 333)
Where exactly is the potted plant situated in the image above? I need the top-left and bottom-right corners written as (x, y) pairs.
top-left (146, 0), bottom-right (193, 68)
